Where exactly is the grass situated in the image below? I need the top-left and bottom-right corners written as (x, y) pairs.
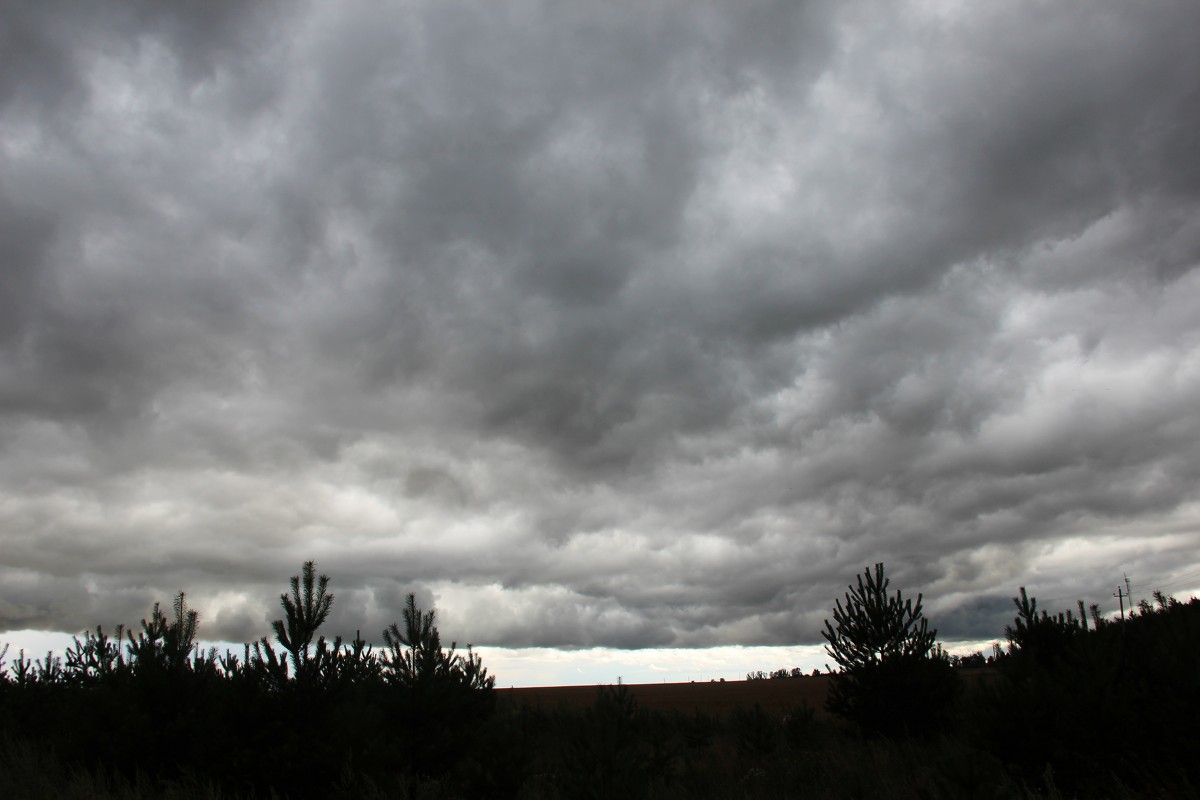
top-left (0, 734), bottom-right (243, 800)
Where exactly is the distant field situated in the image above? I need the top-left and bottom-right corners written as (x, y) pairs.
top-left (498, 669), bottom-right (1000, 718)
top-left (497, 676), bottom-right (832, 717)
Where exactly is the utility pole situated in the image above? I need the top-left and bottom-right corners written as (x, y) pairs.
top-left (1114, 585), bottom-right (1126, 621)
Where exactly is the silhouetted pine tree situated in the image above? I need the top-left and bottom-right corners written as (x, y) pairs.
top-left (822, 563), bottom-right (956, 736)
top-left (270, 560), bottom-right (342, 687)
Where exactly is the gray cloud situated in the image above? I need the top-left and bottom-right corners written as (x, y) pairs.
top-left (2, 0), bottom-right (1200, 656)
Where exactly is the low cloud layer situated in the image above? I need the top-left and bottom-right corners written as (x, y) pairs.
top-left (3, 0), bottom-right (1200, 653)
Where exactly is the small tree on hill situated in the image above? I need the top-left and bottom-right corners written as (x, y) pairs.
top-left (823, 563), bottom-right (935, 669)
top-left (266, 560), bottom-right (341, 686)
top-left (379, 593), bottom-right (495, 781)
top-left (381, 593), bottom-right (493, 692)
top-left (1003, 586), bottom-right (1088, 672)
top-left (822, 562), bottom-right (955, 736)
top-left (127, 591), bottom-right (200, 676)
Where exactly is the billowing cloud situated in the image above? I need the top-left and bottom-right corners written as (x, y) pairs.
top-left (2, 0), bottom-right (1199, 658)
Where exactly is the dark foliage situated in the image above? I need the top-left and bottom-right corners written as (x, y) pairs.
top-left (270, 560), bottom-right (339, 686)
top-left (972, 588), bottom-right (1200, 794)
top-left (821, 562), bottom-right (958, 737)
top-left (0, 561), bottom-right (495, 799)
top-left (3, 562), bottom-right (1199, 798)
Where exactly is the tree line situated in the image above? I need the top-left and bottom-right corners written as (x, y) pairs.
top-left (1, 560), bottom-right (1198, 798)
top-left (0, 561), bottom-right (494, 798)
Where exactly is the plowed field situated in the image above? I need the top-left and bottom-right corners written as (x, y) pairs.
top-left (498, 676), bottom-right (831, 717)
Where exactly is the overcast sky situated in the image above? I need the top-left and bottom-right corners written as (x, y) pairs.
top-left (3, 0), bottom-right (1200, 683)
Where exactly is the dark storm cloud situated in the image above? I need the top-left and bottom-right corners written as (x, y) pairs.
top-left (2, 0), bottom-right (1200, 655)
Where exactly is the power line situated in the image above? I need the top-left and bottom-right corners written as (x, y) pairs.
top-left (998, 568), bottom-right (1200, 619)
top-left (1132, 568), bottom-right (1200, 597)
top-left (1131, 566), bottom-right (1200, 590)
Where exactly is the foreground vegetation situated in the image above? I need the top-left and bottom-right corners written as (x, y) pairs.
top-left (1, 562), bottom-right (1198, 798)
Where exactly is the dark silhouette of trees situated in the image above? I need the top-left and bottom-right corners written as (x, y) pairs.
top-left (269, 560), bottom-right (341, 684)
top-left (1002, 586), bottom-right (1090, 671)
top-left (821, 562), bottom-right (956, 736)
top-left (0, 559), bottom-right (497, 798)
top-left (381, 592), bottom-right (494, 692)
top-left (823, 563), bottom-right (935, 668)
top-left (378, 593), bottom-right (496, 784)
top-left (5, 558), bottom-right (1200, 797)
top-left (384, 593), bottom-right (449, 686)
top-left (977, 587), bottom-right (1200, 792)
top-left (126, 591), bottom-right (201, 677)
